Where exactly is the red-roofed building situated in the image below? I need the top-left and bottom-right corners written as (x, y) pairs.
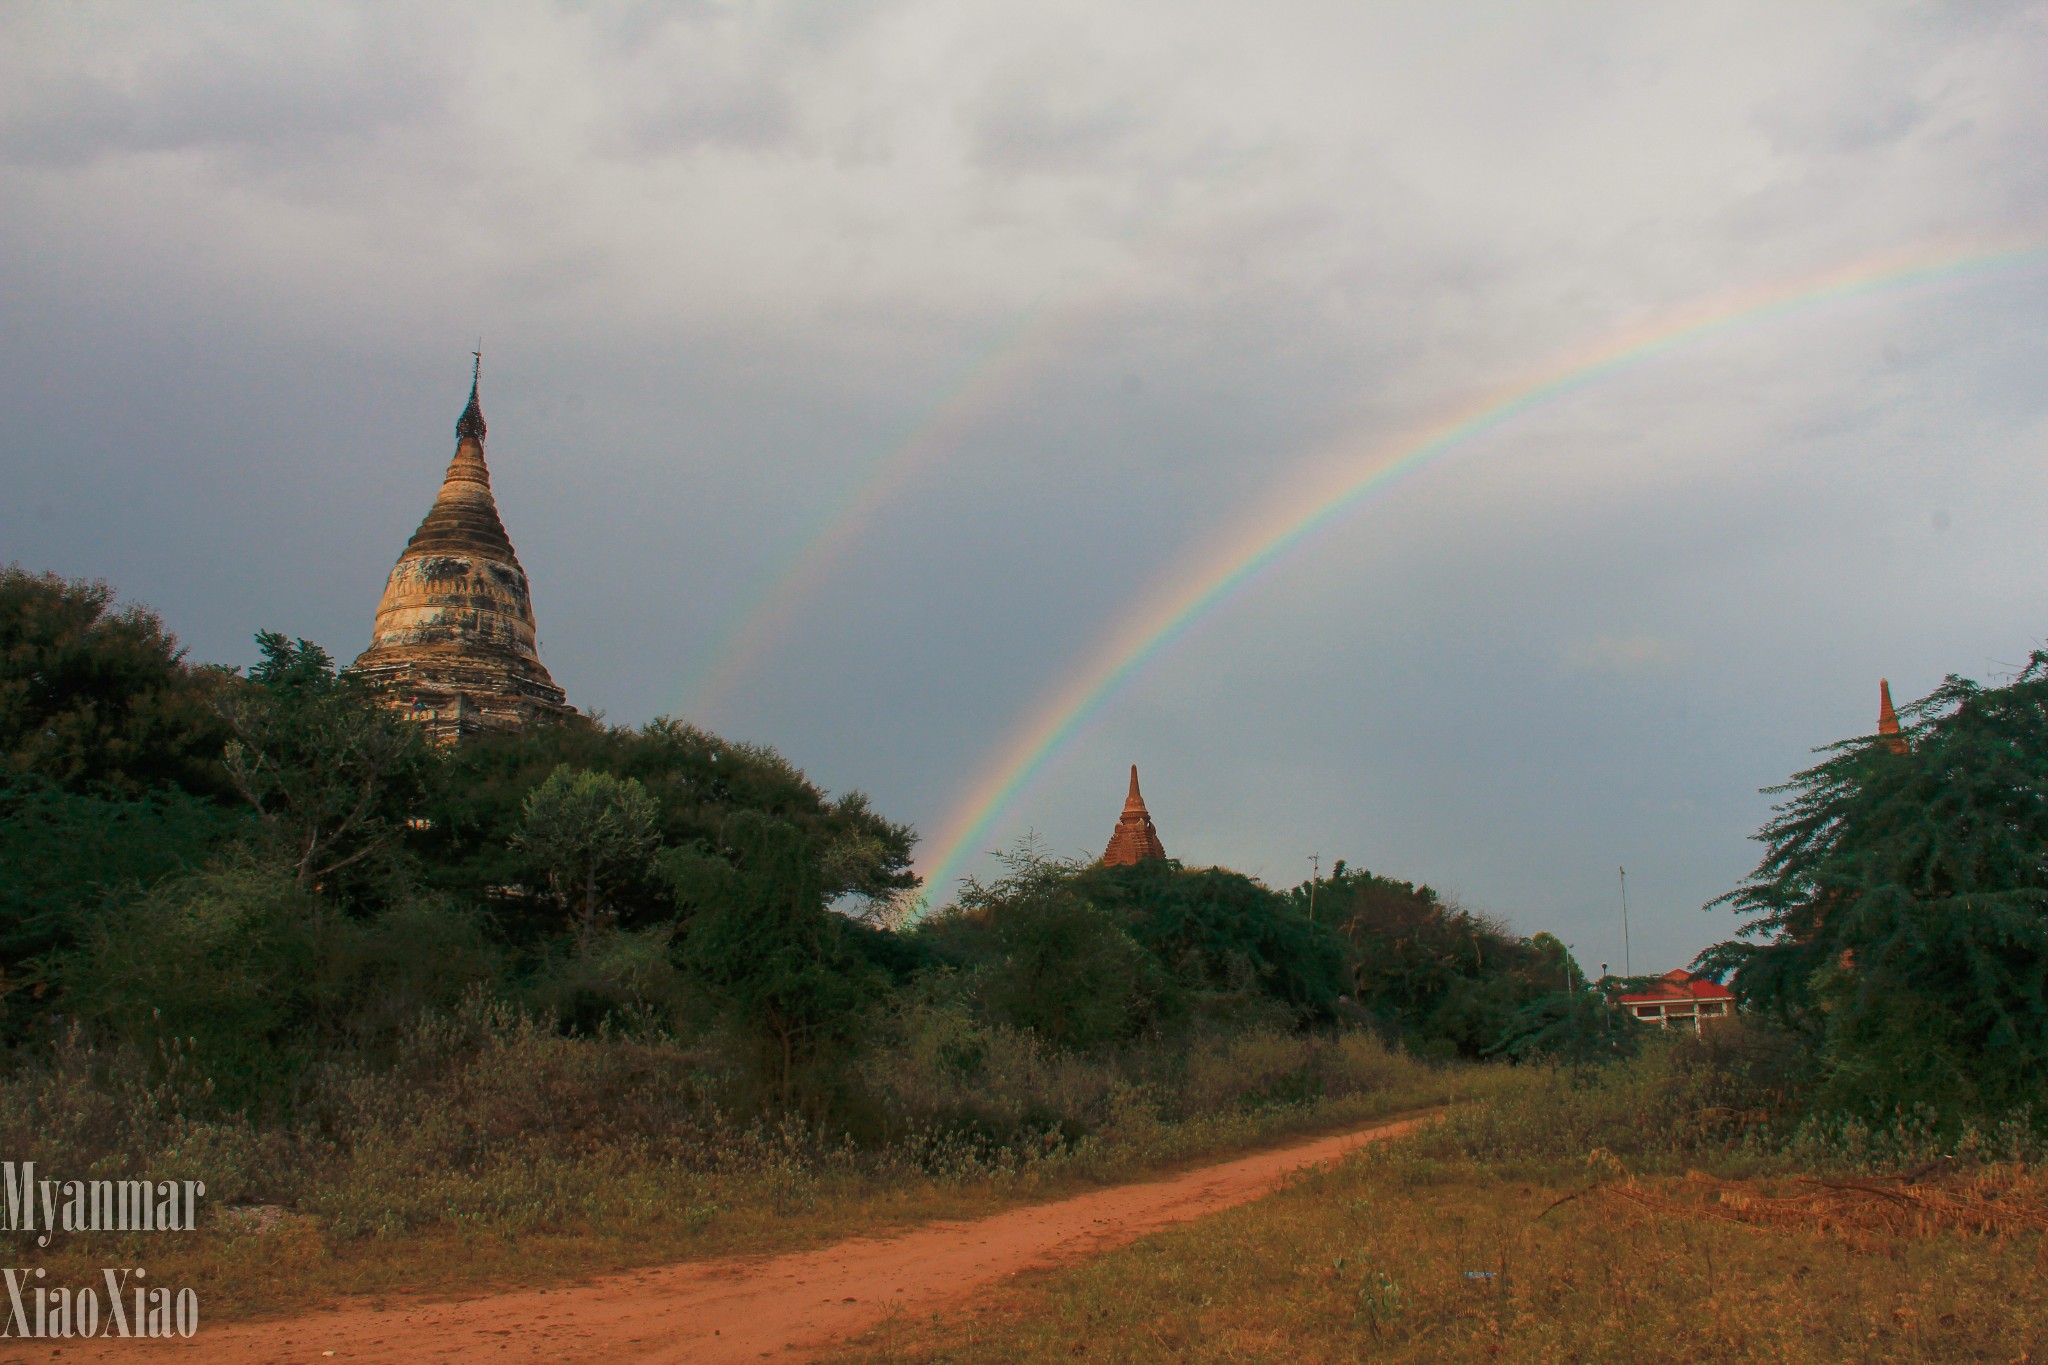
top-left (1613, 969), bottom-right (1735, 1033)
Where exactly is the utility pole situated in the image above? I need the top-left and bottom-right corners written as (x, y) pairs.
top-left (1619, 865), bottom-right (1632, 978)
top-left (1307, 853), bottom-right (1320, 923)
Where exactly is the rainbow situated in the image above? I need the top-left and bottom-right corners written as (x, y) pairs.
top-left (676, 171), bottom-right (1296, 719)
top-left (679, 287), bottom-right (1138, 719)
top-left (916, 238), bottom-right (2048, 906)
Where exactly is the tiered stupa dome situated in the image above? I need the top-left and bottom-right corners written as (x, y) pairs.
top-left (349, 358), bottom-right (571, 740)
top-left (1101, 765), bottom-right (1168, 866)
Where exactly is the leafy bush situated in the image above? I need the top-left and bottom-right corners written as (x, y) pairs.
top-left (409, 716), bottom-right (917, 938)
top-left (56, 860), bottom-right (498, 1108)
top-left (0, 776), bottom-right (246, 973)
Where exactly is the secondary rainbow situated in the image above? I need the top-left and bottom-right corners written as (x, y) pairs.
top-left (917, 238), bottom-right (2048, 905)
top-left (677, 173), bottom-right (1294, 718)
top-left (679, 304), bottom-right (1083, 716)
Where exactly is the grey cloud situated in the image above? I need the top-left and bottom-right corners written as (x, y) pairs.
top-left (0, 13), bottom-right (443, 167)
top-left (969, 60), bottom-right (1145, 174)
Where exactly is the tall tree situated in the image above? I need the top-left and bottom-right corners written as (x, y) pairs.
top-left (1706, 657), bottom-right (2048, 1116)
top-left (217, 632), bottom-right (434, 892)
top-left (668, 812), bottom-right (884, 1106)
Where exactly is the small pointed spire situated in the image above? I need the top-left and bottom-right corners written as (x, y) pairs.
top-left (1102, 764), bottom-right (1167, 865)
top-left (456, 349), bottom-right (487, 447)
top-left (1877, 678), bottom-right (1908, 754)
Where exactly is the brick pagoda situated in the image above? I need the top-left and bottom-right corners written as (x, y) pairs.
top-left (1101, 765), bottom-right (1168, 866)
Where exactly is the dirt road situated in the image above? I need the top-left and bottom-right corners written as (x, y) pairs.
top-left (21, 1112), bottom-right (1429, 1364)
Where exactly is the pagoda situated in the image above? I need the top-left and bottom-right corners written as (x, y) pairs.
top-left (349, 357), bottom-right (572, 741)
top-left (1100, 765), bottom-right (1168, 866)
top-left (1876, 678), bottom-right (1908, 755)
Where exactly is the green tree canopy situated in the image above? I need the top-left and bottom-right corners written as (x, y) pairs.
top-left (218, 632), bottom-right (436, 893)
top-left (1705, 657), bottom-right (2048, 1118)
top-left (412, 716), bottom-right (916, 938)
top-left (57, 859), bottom-right (497, 1107)
top-left (0, 566), bottom-right (231, 797)
top-left (0, 778), bottom-right (246, 978)
top-left (1313, 863), bottom-right (1563, 1057)
top-left (919, 846), bottom-right (1345, 1044)
top-left (923, 846), bottom-right (1165, 1048)
top-left (666, 812), bottom-right (886, 1106)
top-left (1079, 859), bottom-right (1348, 1023)
top-left (513, 765), bottom-right (662, 947)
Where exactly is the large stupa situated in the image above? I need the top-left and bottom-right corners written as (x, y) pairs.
top-left (349, 358), bottom-right (572, 741)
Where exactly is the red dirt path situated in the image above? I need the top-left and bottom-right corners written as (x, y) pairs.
top-left (22, 1113), bottom-right (1428, 1364)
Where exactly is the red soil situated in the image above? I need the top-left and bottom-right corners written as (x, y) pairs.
top-left (26, 1113), bottom-right (1428, 1364)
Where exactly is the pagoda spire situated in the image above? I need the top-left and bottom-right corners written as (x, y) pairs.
top-left (456, 347), bottom-right (486, 447)
top-left (1102, 764), bottom-right (1167, 866)
top-left (1877, 678), bottom-right (1908, 754)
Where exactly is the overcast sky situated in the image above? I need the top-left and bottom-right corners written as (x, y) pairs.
top-left (6, 1), bottom-right (2048, 971)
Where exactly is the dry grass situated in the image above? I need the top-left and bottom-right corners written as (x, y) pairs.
top-left (829, 1048), bottom-right (2048, 1364)
top-left (5, 1017), bottom-right (1480, 1322)
top-left (1580, 1163), bottom-right (2048, 1241)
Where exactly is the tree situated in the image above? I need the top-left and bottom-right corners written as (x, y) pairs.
top-left (933, 845), bottom-right (1164, 1048)
top-left (217, 633), bottom-right (434, 892)
top-left (0, 566), bottom-right (231, 797)
top-left (1080, 858), bottom-right (1347, 1024)
top-left (667, 812), bottom-right (884, 1107)
top-left (1705, 657), bottom-right (2048, 1117)
top-left (512, 765), bottom-right (662, 948)
top-left (1316, 863), bottom-right (1559, 1056)
top-left (1489, 987), bottom-right (1643, 1063)
top-left (411, 716), bottom-right (918, 938)
top-left (0, 777), bottom-right (245, 975)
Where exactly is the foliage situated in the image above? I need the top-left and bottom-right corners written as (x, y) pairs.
top-left (0, 776), bottom-right (247, 974)
top-left (56, 859), bottom-right (498, 1109)
top-left (667, 812), bottom-right (887, 1107)
top-left (1081, 858), bottom-right (1349, 1025)
top-left (409, 716), bottom-right (917, 939)
top-left (1487, 987), bottom-right (1645, 1064)
top-left (512, 765), bottom-right (662, 947)
top-left (0, 566), bottom-right (234, 798)
top-left (516, 926), bottom-right (699, 1036)
top-left (920, 844), bottom-right (1351, 1048)
top-left (1310, 862), bottom-right (1575, 1057)
top-left (1705, 657), bottom-right (2048, 1119)
top-left (218, 633), bottom-right (436, 893)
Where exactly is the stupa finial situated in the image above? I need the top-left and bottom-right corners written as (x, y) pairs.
top-left (456, 346), bottom-right (486, 446)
